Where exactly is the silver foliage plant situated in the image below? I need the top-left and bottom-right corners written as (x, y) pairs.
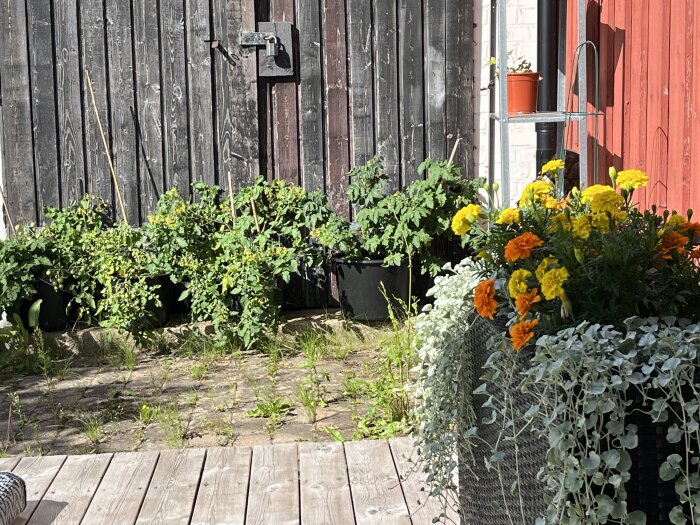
top-left (414, 259), bottom-right (482, 520)
top-left (415, 261), bottom-right (700, 524)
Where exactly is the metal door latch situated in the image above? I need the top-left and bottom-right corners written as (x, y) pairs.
top-left (239, 22), bottom-right (294, 77)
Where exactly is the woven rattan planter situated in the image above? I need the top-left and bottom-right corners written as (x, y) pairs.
top-left (457, 316), bottom-right (547, 524)
top-left (458, 317), bottom-right (695, 524)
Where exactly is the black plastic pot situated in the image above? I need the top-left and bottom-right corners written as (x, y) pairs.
top-left (144, 276), bottom-right (170, 327)
top-left (280, 261), bottom-right (329, 310)
top-left (413, 238), bottom-right (472, 305)
top-left (13, 280), bottom-right (72, 332)
top-left (333, 258), bottom-right (409, 321)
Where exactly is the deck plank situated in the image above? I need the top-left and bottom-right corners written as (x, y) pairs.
top-left (0, 457), bottom-right (21, 471)
top-left (190, 447), bottom-right (252, 525)
top-left (80, 451), bottom-right (159, 525)
top-left (11, 455), bottom-right (66, 525)
top-left (245, 443), bottom-right (299, 525)
top-left (345, 440), bottom-right (411, 525)
top-left (135, 448), bottom-right (206, 524)
top-left (27, 454), bottom-right (112, 525)
top-left (299, 441), bottom-right (355, 525)
top-left (390, 438), bottom-right (459, 525)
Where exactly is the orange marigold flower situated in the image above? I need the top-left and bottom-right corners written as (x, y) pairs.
top-left (474, 279), bottom-right (498, 320)
top-left (504, 232), bottom-right (545, 262)
top-left (679, 221), bottom-right (700, 238)
top-left (515, 288), bottom-right (542, 320)
top-left (659, 231), bottom-right (689, 260)
top-left (509, 319), bottom-right (539, 352)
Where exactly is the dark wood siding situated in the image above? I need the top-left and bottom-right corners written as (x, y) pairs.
top-left (1, 0), bottom-right (475, 226)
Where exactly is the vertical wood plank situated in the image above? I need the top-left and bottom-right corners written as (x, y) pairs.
top-left (27, 454), bottom-right (112, 525)
top-left (105, 0), bottom-right (138, 223)
top-left (245, 443), bottom-right (300, 525)
top-left (622, 0), bottom-right (633, 166)
top-left (299, 442), bottom-right (355, 525)
top-left (690, 0), bottom-right (700, 212)
top-left (645, 0), bottom-right (670, 209)
top-left (185, 0), bottom-right (216, 186)
top-left (322, 0), bottom-right (350, 215)
top-left (54, 0), bottom-right (87, 208)
top-left (347, 0), bottom-right (375, 168)
top-left (398, 0), bottom-right (424, 185)
top-left (297, 0), bottom-right (325, 192)
top-left (11, 455), bottom-right (67, 525)
top-left (682, 0), bottom-right (695, 213)
top-left (190, 447), bottom-right (252, 525)
top-left (345, 440), bottom-right (411, 525)
top-left (27, 0), bottom-right (61, 221)
top-left (79, 0), bottom-right (114, 207)
top-left (81, 451), bottom-right (159, 525)
top-left (271, 0), bottom-right (300, 185)
top-left (629, 0), bottom-right (649, 206)
top-left (135, 448), bottom-right (206, 524)
top-left (445, 0), bottom-right (473, 176)
top-left (373, 0), bottom-right (400, 191)
top-left (256, 0), bottom-right (274, 179)
top-left (390, 437), bottom-right (459, 525)
top-left (612, 0), bottom-right (626, 170)
top-left (133, 0), bottom-right (165, 217)
top-left (0, 0), bottom-right (37, 226)
top-left (424, 0), bottom-right (446, 161)
top-left (212, 0), bottom-right (260, 189)
top-left (597, 0), bottom-right (611, 183)
top-left (160, 0), bottom-right (190, 196)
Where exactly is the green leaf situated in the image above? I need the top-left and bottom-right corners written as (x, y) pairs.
top-left (669, 505), bottom-right (687, 525)
top-left (28, 299), bottom-right (43, 329)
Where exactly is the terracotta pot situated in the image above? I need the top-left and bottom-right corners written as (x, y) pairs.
top-left (507, 72), bottom-right (540, 115)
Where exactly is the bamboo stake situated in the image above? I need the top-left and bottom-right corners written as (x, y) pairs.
top-left (227, 171), bottom-right (236, 224)
top-left (85, 69), bottom-right (128, 222)
top-left (0, 184), bottom-right (17, 237)
top-left (447, 137), bottom-right (461, 168)
top-left (249, 197), bottom-right (261, 234)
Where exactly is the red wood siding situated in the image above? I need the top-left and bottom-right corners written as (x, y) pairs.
top-left (567, 0), bottom-right (699, 213)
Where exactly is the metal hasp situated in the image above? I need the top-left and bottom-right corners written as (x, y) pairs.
top-left (239, 21), bottom-right (294, 78)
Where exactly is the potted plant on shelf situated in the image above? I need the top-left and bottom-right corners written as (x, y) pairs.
top-left (490, 52), bottom-right (540, 115)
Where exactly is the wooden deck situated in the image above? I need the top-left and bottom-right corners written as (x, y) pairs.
top-left (0, 438), bottom-right (458, 524)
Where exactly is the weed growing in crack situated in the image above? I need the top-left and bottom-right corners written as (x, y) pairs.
top-left (156, 404), bottom-right (185, 448)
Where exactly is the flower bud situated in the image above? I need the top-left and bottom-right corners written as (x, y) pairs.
top-left (688, 209), bottom-right (694, 221)
top-left (492, 183), bottom-right (500, 192)
top-left (608, 166), bottom-right (617, 186)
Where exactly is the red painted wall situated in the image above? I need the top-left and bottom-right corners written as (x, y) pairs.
top-left (566, 0), bottom-right (699, 214)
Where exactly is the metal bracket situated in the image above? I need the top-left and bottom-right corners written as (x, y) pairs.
top-left (239, 21), bottom-right (294, 78)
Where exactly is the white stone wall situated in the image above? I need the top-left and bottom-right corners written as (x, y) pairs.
top-left (473, 1), bottom-right (538, 207)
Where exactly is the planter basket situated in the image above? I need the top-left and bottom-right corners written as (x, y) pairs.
top-left (458, 315), bottom-right (547, 525)
top-left (459, 317), bottom-right (693, 524)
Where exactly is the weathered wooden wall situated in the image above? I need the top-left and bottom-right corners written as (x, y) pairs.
top-left (566, 0), bottom-right (699, 213)
top-left (0, 0), bottom-right (473, 226)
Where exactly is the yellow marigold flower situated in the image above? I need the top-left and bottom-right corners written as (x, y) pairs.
top-left (451, 204), bottom-right (482, 235)
top-left (581, 184), bottom-right (615, 203)
top-left (548, 213), bottom-right (571, 233)
top-left (508, 269), bottom-right (532, 298)
top-left (572, 215), bottom-right (592, 239)
top-left (535, 256), bottom-right (558, 282)
top-left (518, 180), bottom-right (553, 207)
top-left (615, 169), bottom-right (648, 190)
top-left (591, 212), bottom-right (612, 234)
top-left (496, 208), bottom-right (520, 225)
top-left (540, 267), bottom-right (569, 300)
top-left (585, 186), bottom-right (624, 214)
top-left (544, 195), bottom-right (562, 210)
top-left (665, 214), bottom-right (685, 230)
top-left (540, 159), bottom-right (565, 175)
